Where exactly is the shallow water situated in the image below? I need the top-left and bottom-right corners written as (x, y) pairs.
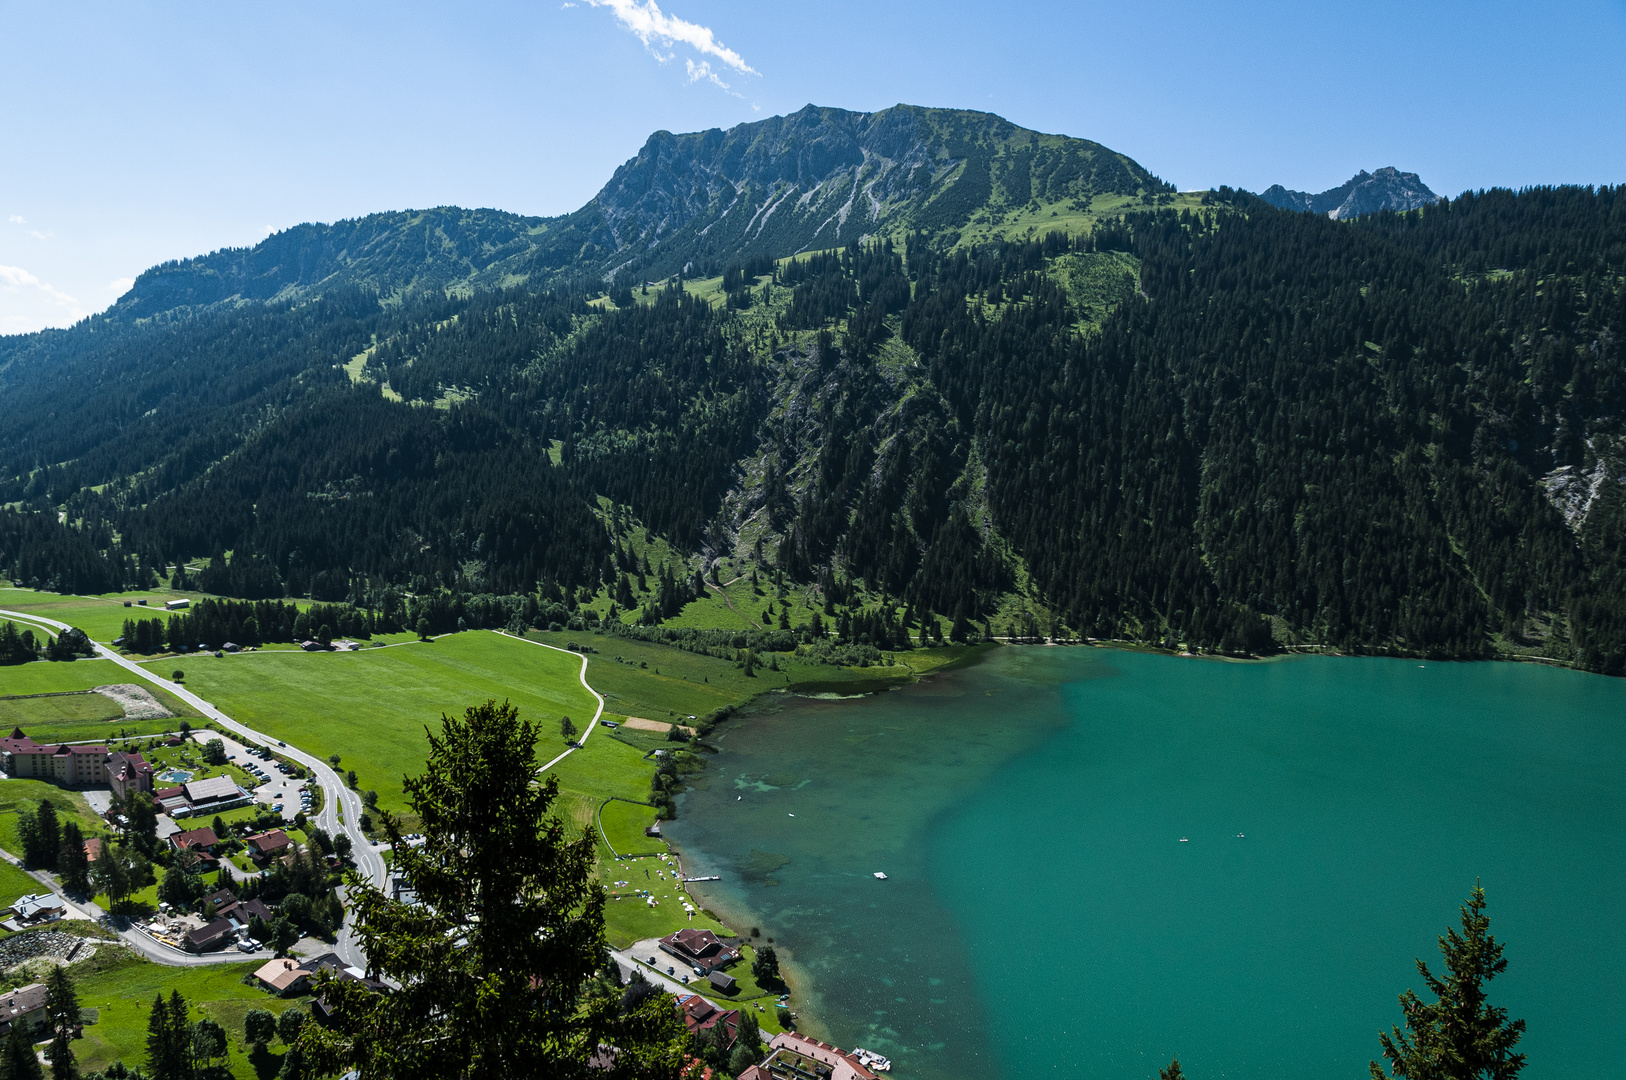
top-left (667, 648), bottom-right (1626, 1079)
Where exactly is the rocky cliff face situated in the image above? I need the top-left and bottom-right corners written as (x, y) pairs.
top-left (111, 105), bottom-right (1166, 319)
top-left (575, 103), bottom-right (1165, 281)
top-left (1259, 166), bottom-right (1439, 219)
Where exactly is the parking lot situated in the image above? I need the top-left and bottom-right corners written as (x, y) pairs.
top-left (207, 731), bottom-right (313, 824)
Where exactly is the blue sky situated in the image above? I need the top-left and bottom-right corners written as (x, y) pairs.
top-left (3, 0), bottom-right (1623, 333)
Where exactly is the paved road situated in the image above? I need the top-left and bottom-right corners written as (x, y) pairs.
top-left (1, 607), bottom-right (384, 967)
top-left (0, 845), bottom-right (250, 966)
top-left (497, 631), bottom-right (606, 771)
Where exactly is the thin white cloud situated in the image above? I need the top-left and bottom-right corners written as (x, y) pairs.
top-left (584, 0), bottom-right (757, 76)
top-left (6, 215), bottom-right (24, 224)
top-left (685, 58), bottom-right (737, 93)
top-left (109, 277), bottom-right (135, 296)
top-left (0, 264), bottom-right (88, 326)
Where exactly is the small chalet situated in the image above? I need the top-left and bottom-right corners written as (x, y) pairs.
top-left (83, 837), bottom-right (103, 863)
top-left (673, 994), bottom-right (740, 1048)
top-left (659, 928), bottom-right (741, 973)
top-left (254, 957), bottom-right (309, 994)
top-left (183, 918), bottom-right (236, 953)
top-left (245, 829), bottom-right (291, 862)
top-left (0, 983), bottom-right (48, 1037)
top-left (7, 894), bottom-right (65, 929)
top-left (170, 826), bottom-right (219, 854)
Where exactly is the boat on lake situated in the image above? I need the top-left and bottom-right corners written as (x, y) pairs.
top-left (873, 871), bottom-right (887, 879)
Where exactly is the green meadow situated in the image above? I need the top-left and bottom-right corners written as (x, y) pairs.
top-left (171, 631), bottom-right (597, 816)
top-left (71, 947), bottom-right (311, 1079)
top-left (0, 779), bottom-right (107, 861)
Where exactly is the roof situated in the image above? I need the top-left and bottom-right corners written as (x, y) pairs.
top-left (156, 785), bottom-right (186, 800)
top-left (183, 918), bottom-right (236, 948)
top-left (183, 774), bottom-right (241, 802)
top-left (254, 957), bottom-right (308, 992)
top-left (246, 829), bottom-right (290, 854)
top-left (674, 995), bottom-right (740, 1047)
top-left (662, 928), bottom-right (741, 967)
top-left (768, 1033), bottom-right (878, 1080)
top-left (172, 826), bottom-right (219, 849)
top-left (83, 837), bottom-right (103, 862)
top-left (224, 897), bottom-right (274, 927)
top-left (0, 984), bottom-right (47, 1022)
top-left (11, 894), bottom-right (63, 920)
top-left (202, 888), bottom-right (238, 910)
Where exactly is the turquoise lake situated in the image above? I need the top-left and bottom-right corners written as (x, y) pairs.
top-left (666, 647), bottom-right (1626, 1079)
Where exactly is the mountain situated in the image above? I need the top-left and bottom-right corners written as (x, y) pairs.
top-left (112, 104), bottom-right (1170, 322)
top-left (1257, 167), bottom-right (1439, 219)
top-left (3, 108), bottom-right (1625, 675)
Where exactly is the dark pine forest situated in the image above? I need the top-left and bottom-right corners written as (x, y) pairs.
top-left (2, 184), bottom-right (1623, 672)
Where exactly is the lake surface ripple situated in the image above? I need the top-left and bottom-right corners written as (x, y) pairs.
top-left (667, 648), bottom-right (1625, 1080)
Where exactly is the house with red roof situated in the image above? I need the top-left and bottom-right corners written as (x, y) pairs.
top-left (673, 994), bottom-right (740, 1049)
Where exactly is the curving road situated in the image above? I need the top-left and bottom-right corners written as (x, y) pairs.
top-left (1, 607), bottom-right (385, 966)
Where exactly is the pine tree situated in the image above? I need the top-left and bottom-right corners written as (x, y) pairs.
top-left (296, 699), bottom-right (686, 1078)
top-left (58, 823), bottom-right (89, 896)
top-left (1, 1021), bottom-right (43, 1080)
top-left (1371, 884), bottom-right (1526, 1080)
top-left (44, 965), bottom-right (78, 1080)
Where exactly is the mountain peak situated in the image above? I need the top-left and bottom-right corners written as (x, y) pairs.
top-left (1258, 166), bottom-right (1439, 219)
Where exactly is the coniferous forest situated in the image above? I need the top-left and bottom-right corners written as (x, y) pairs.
top-left (2, 175), bottom-right (1622, 671)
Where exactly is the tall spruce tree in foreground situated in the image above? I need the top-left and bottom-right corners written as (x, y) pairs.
top-left (143, 992), bottom-right (192, 1080)
top-left (1371, 885), bottom-right (1526, 1080)
top-left (1, 1020), bottom-right (44, 1080)
top-left (298, 699), bottom-right (686, 1079)
top-left (45, 966), bottom-right (80, 1080)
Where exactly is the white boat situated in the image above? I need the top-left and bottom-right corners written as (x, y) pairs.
top-left (873, 871), bottom-right (887, 879)
top-left (853, 1048), bottom-right (892, 1071)
top-left (1178, 837), bottom-right (1188, 842)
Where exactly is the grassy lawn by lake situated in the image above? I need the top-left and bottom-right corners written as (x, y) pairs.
top-left (599, 798), bottom-right (662, 857)
top-left (71, 947), bottom-right (311, 1079)
top-left (172, 631), bottom-right (597, 816)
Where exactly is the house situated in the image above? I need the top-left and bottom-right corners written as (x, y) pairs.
top-left (645, 820), bottom-right (663, 838)
top-left (164, 598), bottom-right (190, 610)
top-left (222, 642), bottom-right (240, 652)
top-left (106, 749), bottom-right (154, 799)
top-left (739, 1033), bottom-right (878, 1080)
top-left (170, 826), bottom-right (219, 855)
top-left (299, 640), bottom-right (324, 651)
top-left (245, 829), bottom-right (290, 862)
top-left (310, 964), bottom-right (387, 1025)
top-left (673, 995), bottom-right (740, 1048)
top-left (0, 984), bottom-right (48, 1037)
top-left (254, 958), bottom-right (309, 995)
top-left (0, 731), bottom-right (110, 787)
top-left (659, 928), bottom-right (741, 973)
top-left (707, 970), bottom-right (737, 993)
top-left (201, 887), bottom-right (237, 912)
top-left (182, 918), bottom-right (236, 953)
top-left (83, 837), bottom-right (102, 863)
top-left (155, 786), bottom-right (190, 815)
top-left (9, 893), bottom-right (65, 926)
top-left (220, 897), bottom-right (273, 930)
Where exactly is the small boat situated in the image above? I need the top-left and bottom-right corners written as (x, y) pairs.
top-left (1178, 837), bottom-right (1188, 842)
top-left (854, 1048), bottom-right (892, 1071)
top-left (1236, 833), bottom-right (1245, 838)
top-left (873, 872), bottom-right (887, 879)
top-left (788, 813), bottom-right (795, 817)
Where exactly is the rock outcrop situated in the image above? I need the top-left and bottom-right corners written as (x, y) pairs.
top-left (1258, 167), bottom-right (1439, 219)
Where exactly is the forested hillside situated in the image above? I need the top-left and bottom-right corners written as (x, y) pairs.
top-left (2, 107), bottom-right (1622, 673)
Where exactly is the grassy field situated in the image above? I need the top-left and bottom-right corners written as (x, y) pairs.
top-left (0, 588), bottom-right (196, 644)
top-left (598, 798), bottom-right (661, 857)
top-left (0, 859), bottom-right (41, 911)
top-left (0, 691), bottom-right (123, 724)
top-left (71, 947), bottom-right (311, 1079)
top-left (0, 659), bottom-right (201, 741)
top-left (0, 779), bottom-right (107, 860)
top-left (172, 632), bottom-right (596, 815)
